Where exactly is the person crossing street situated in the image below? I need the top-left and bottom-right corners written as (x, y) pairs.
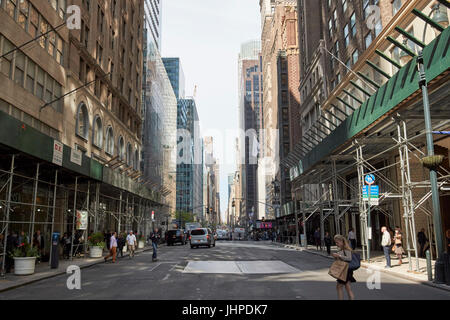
top-left (104, 232), bottom-right (117, 263)
top-left (149, 228), bottom-right (160, 262)
top-left (126, 231), bottom-right (137, 258)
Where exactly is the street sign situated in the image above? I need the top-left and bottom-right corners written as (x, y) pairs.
top-left (363, 185), bottom-right (379, 205)
top-left (365, 174), bottom-right (375, 185)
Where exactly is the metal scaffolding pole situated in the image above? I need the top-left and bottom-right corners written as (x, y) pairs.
top-left (302, 186), bottom-right (307, 249)
top-left (48, 170), bottom-right (58, 266)
top-left (332, 160), bottom-right (340, 236)
top-left (117, 191), bottom-right (123, 233)
top-left (94, 183), bottom-right (100, 232)
top-left (397, 120), bottom-right (420, 272)
top-left (83, 181), bottom-right (90, 258)
top-left (70, 177), bottom-right (78, 261)
top-left (1, 155), bottom-right (15, 276)
top-left (356, 144), bottom-right (368, 261)
top-left (29, 163), bottom-right (40, 241)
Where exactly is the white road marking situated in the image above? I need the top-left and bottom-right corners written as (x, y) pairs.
top-left (162, 274), bottom-right (170, 281)
top-left (183, 260), bottom-right (301, 274)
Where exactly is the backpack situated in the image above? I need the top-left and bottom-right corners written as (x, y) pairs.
top-left (349, 252), bottom-right (361, 271)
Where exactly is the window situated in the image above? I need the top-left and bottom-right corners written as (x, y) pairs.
top-left (118, 136), bottom-right (125, 160)
top-left (36, 67), bottom-right (45, 99)
top-left (76, 103), bottom-right (89, 139)
top-left (6, 0), bottom-right (16, 20)
top-left (344, 24), bottom-right (349, 47)
top-left (14, 54), bottom-right (25, 85)
top-left (334, 41), bottom-right (339, 59)
top-left (105, 126), bottom-right (114, 155)
top-left (365, 32), bottom-right (373, 49)
top-left (392, 0), bottom-right (402, 16)
top-left (328, 19), bottom-right (333, 38)
top-left (92, 115), bottom-right (103, 148)
top-left (26, 59), bottom-right (36, 92)
top-left (18, 0), bottom-right (28, 30)
top-left (1, 38), bottom-right (13, 77)
top-left (134, 149), bottom-right (139, 170)
top-left (342, 0), bottom-right (347, 12)
top-left (126, 143), bottom-right (133, 167)
top-left (350, 12), bottom-right (356, 37)
top-left (352, 49), bottom-right (359, 65)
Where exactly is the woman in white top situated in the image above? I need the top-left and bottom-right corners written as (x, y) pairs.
top-left (332, 234), bottom-right (355, 300)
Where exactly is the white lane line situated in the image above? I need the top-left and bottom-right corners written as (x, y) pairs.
top-left (147, 263), bottom-right (162, 272)
top-left (162, 274), bottom-right (170, 281)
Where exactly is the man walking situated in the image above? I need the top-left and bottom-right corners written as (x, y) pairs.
top-left (348, 228), bottom-right (357, 250)
top-left (381, 226), bottom-right (392, 268)
top-left (126, 230), bottom-right (137, 258)
top-left (104, 231), bottom-right (117, 263)
top-left (314, 228), bottom-right (321, 250)
top-left (149, 228), bottom-right (160, 262)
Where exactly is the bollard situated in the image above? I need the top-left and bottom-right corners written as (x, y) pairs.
top-left (426, 250), bottom-right (433, 281)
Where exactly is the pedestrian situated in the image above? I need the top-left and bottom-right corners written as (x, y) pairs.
top-left (126, 230), bottom-right (137, 258)
top-left (149, 228), bottom-right (160, 262)
top-left (324, 232), bottom-right (332, 255)
top-left (104, 231), bottom-right (117, 263)
top-left (332, 234), bottom-right (355, 300)
top-left (417, 228), bottom-right (428, 258)
top-left (117, 233), bottom-right (125, 258)
top-left (381, 226), bottom-right (392, 268)
top-left (5, 231), bottom-right (18, 273)
top-left (314, 228), bottom-right (321, 250)
top-left (60, 233), bottom-right (71, 259)
top-left (33, 230), bottom-right (44, 263)
top-left (104, 231), bottom-right (111, 250)
top-left (348, 228), bottom-right (357, 250)
top-left (17, 231), bottom-right (26, 245)
top-left (393, 228), bottom-right (405, 265)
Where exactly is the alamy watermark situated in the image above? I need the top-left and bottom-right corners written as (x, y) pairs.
top-left (366, 5), bottom-right (381, 30)
top-left (66, 265), bottom-right (81, 290)
top-left (365, 267), bottom-right (381, 290)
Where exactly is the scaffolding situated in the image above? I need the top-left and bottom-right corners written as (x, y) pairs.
top-left (284, 1), bottom-right (450, 273)
top-left (0, 150), bottom-right (162, 275)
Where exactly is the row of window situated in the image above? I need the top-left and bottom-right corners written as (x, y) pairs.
top-left (1, 0), bottom-right (64, 65)
top-left (76, 103), bottom-right (139, 170)
top-left (0, 35), bottom-right (63, 112)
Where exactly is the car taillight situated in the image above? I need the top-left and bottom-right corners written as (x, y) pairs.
top-left (189, 236), bottom-right (191, 240)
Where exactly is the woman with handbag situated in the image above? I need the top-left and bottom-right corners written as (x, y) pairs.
top-left (393, 228), bottom-right (405, 265)
top-left (331, 234), bottom-right (355, 300)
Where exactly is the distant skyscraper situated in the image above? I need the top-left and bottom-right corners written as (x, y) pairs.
top-left (144, 0), bottom-right (162, 49)
top-left (163, 58), bottom-right (186, 99)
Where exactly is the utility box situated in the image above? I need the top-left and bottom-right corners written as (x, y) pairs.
top-left (50, 232), bottom-right (60, 269)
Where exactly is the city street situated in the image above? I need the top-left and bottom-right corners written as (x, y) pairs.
top-left (2, 241), bottom-right (450, 300)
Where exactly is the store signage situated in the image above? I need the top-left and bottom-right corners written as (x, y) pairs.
top-left (52, 140), bottom-right (63, 166)
top-left (70, 149), bottom-right (82, 166)
top-left (76, 210), bottom-right (88, 230)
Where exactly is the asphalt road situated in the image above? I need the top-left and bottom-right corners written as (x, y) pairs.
top-left (1, 241), bottom-right (450, 300)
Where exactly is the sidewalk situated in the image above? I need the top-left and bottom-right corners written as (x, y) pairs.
top-left (271, 241), bottom-right (450, 292)
top-left (0, 246), bottom-right (152, 293)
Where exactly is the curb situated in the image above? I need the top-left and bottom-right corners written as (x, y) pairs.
top-left (0, 247), bottom-right (153, 293)
top-left (270, 242), bottom-right (450, 293)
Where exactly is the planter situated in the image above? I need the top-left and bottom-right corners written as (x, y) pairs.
top-left (138, 240), bottom-right (145, 249)
top-left (89, 246), bottom-right (103, 258)
top-left (13, 257), bottom-right (36, 275)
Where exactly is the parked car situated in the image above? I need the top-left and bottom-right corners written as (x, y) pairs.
top-left (167, 229), bottom-right (187, 246)
top-left (190, 228), bottom-right (216, 248)
top-left (217, 230), bottom-right (229, 240)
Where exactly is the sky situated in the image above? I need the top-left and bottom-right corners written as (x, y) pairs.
top-left (161, 0), bottom-right (261, 222)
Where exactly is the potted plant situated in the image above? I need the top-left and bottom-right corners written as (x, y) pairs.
top-left (88, 232), bottom-right (106, 258)
top-left (137, 234), bottom-right (145, 248)
top-left (11, 241), bottom-right (40, 275)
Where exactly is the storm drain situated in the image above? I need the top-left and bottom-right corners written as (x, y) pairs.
top-left (183, 260), bottom-right (300, 274)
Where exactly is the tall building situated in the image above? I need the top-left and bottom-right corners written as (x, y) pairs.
top-left (162, 57), bottom-right (186, 99)
top-left (260, 0), bottom-right (301, 222)
top-left (285, 0), bottom-right (450, 261)
top-left (0, 0), bottom-right (163, 270)
top-left (175, 98), bottom-right (203, 222)
top-left (144, 0), bottom-right (162, 50)
top-left (204, 136), bottom-right (220, 225)
top-left (143, 4), bottom-right (178, 227)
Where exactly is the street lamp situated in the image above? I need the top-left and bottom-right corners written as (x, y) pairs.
top-left (416, 2), bottom-right (449, 284)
